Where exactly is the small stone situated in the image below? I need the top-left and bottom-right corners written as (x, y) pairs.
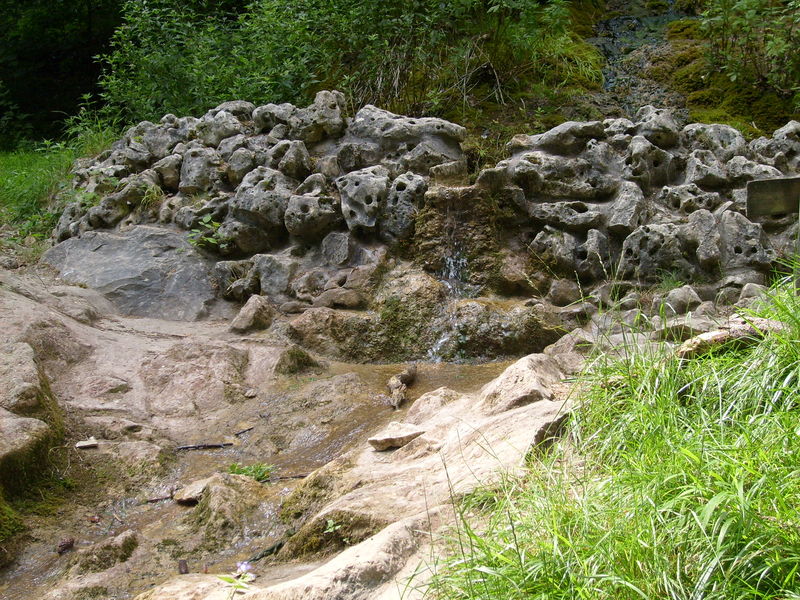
top-left (244, 389), bottom-right (258, 398)
top-left (229, 295), bottom-right (276, 333)
top-left (368, 421), bottom-right (425, 451)
top-left (57, 537), bottom-right (75, 554)
top-left (173, 476), bottom-right (213, 505)
top-left (75, 436), bottom-right (98, 449)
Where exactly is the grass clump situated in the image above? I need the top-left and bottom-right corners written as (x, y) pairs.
top-left (227, 462), bottom-right (275, 483)
top-left (428, 273), bottom-right (800, 599)
top-left (0, 116), bottom-right (118, 249)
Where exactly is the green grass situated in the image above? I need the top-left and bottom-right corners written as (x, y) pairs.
top-left (427, 273), bottom-right (800, 599)
top-left (0, 120), bottom-right (118, 246)
top-left (227, 462), bottom-right (275, 483)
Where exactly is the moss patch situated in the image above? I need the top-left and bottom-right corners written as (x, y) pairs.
top-left (280, 510), bottom-right (389, 559)
top-left (649, 34), bottom-right (799, 136)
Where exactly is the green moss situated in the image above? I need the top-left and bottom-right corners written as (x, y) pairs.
top-left (77, 533), bottom-right (138, 573)
top-left (74, 587), bottom-right (109, 600)
top-left (279, 470), bottom-right (338, 523)
top-left (281, 510), bottom-right (388, 559)
top-left (672, 60), bottom-right (709, 94)
top-left (650, 32), bottom-right (799, 138)
top-left (0, 495), bottom-right (23, 545)
top-left (274, 346), bottom-right (320, 375)
top-left (377, 296), bottom-right (437, 362)
top-left (666, 19), bottom-right (702, 40)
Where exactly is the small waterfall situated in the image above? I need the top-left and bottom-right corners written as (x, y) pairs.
top-left (427, 240), bottom-right (479, 362)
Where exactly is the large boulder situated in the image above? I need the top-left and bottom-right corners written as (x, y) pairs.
top-left (43, 226), bottom-right (232, 321)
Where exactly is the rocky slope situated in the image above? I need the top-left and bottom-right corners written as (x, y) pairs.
top-left (1, 91), bottom-right (799, 599)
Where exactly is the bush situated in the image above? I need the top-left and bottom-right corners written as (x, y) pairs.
top-left (98, 0), bottom-right (602, 122)
top-left (702, 0), bottom-right (800, 109)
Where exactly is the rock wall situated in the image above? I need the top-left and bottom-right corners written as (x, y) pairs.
top-left (45, 93), bottom-right (800, 359)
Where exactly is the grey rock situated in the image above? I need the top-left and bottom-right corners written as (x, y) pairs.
top-left (547, 279), bottom-right (582, 307)
top-left (607, 181), bottom-right (647, 236)
top-left (284, 194), bottom-right (342, 241)
top-left (624, 135), bottom-right (673, 189)
top-left (508, 120), bottom-right (604, 155)
top-left (684, 209), bottom-right (721, 270)
top-left (682, 123), bottom-right (747, 162)
top-left (336, 166), bottom-right (390, 233)
top-left (43, 226), bottom-right (228, 321)
top-left (208, 100), bottom-right (256, 121)
top-left (530, 227), bottom-right (610, 282)
top-left (510, 149), bottom-right (620, 200)
top-left (657, 183), bottom-right (721, 214)
top-left (718, 211), bottom-right (775, 271)
top-left (179, 146), bottom-right (223, 194)
top-left (619, 223), bottom-right (696, 282)
top-left (322, 231), bottom-right (356, 267)
top-left (152, 154), bottom-right (182, 191)
top-left (380, 172), bottom-right (426, 243)
top-left (685, 149), bottom-right (727, 188)
top-left (267, 140), bottom-right (312, 180)
top-left (226, 147), bottom-right (256, 186)
top-left (291, 269), bottom-right (328, 302)
top-left (218, 134), bottom-right (248, 161)
top-left (653, 285), bottom-right (702, 316)
top-left (725, 156), bottom-right (782, 185)
top-left (635, 105), bottom-right (681, 149)
top-left (738, 282), bottom-right (767, 304)
top-left (252, 253), bottom-right (299, 299)
top-left (528, 201), bottom-right (604, 232)
top-left (196, 110), bottom-right (245, 147)
top-left (229, 295), bottom-right (276, 333)
top-left (228, 166), bottom-right (295, 243)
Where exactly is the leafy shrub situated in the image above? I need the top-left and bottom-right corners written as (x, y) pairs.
top-left (702, 0), bottom-right (800, 108)
top-left (98, 0), bottom-right (602, 122)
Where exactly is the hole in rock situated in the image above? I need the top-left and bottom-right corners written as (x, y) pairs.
top-left (395, 182), bottom-right (407, 192)
top-left (734, 246), bottom-right (743, 254)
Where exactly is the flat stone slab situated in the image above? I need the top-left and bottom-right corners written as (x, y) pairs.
top-left (43, 226), bottom-right (232, 321)
top-left (173, 476), bottom-right (213, 505)
top-left (368, 421), bottom-right (424, 451)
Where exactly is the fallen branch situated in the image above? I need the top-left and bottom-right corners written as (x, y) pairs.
top-left (270, 474), bottom-right (308, 481)
top-left (175, 442), bottom-right (233, 451)
top-left (677, 315), bottom-right (786, 359)
top-left (234, 426), bottom-right (254, 437)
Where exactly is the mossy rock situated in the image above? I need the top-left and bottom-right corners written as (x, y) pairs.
top-left (279, 458), bottom-right (352, 523)
top-left (75, 530), bottom-right (138, 574)
top-left (666, 18), bottom-right (702, 40)
top-left (280, 509), bottom-right (390, 559)
top-left (274, 345), bottom-right (321, 375)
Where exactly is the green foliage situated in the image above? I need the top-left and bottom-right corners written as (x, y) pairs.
top-left (227, 462), bottom-right (275, 482)
top-left (98, 0), bottom-right (601, 122)
top-left (0, 118), bottom-right (119, 246)
top-left (187, 213), bottom-right (224, 249)
top-left (428, 272), bottom-right (800, 599)
top-left (702, 0), bottom-right (800, 109)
